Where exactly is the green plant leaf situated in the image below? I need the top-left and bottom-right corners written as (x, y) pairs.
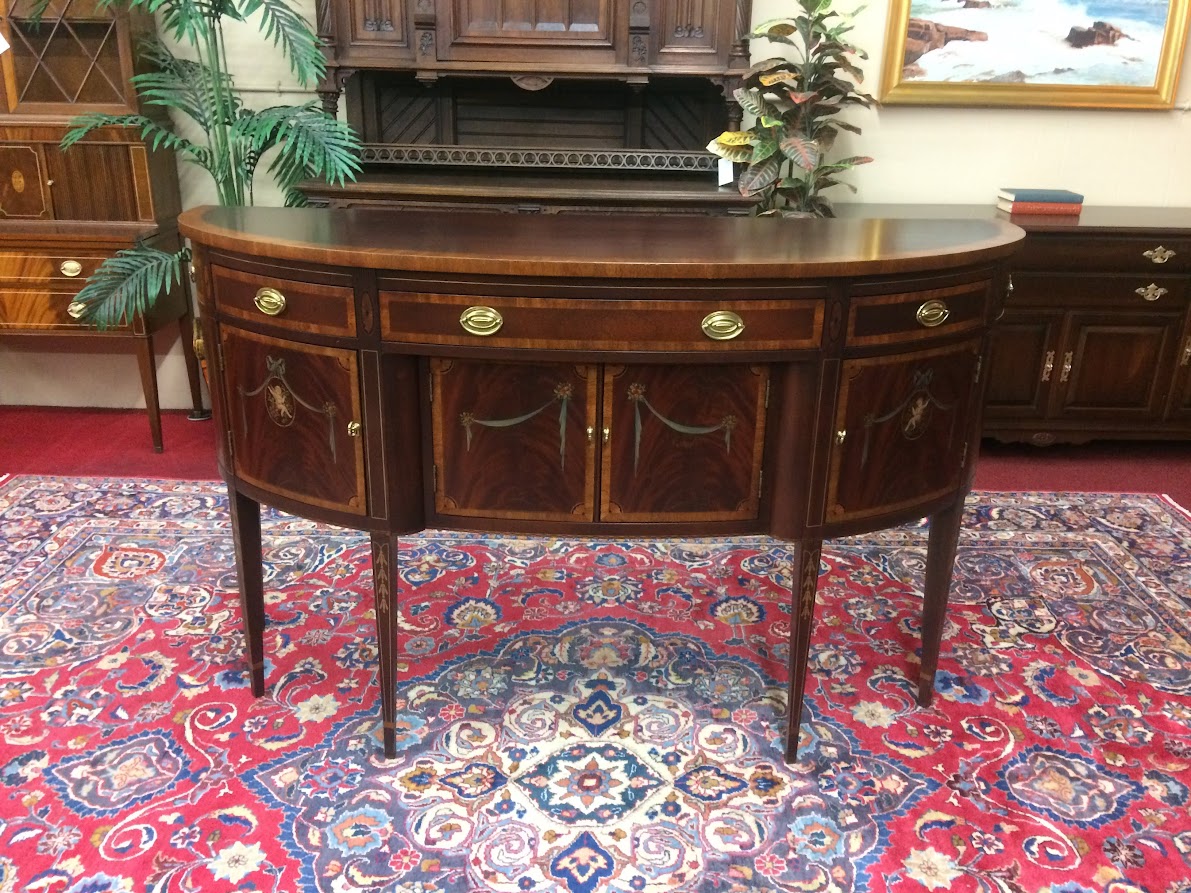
top-left (737, 154), bottom-right (783, 197)
top-left (780, 134), bottom-right (821, 170)
top-left (68, 245), bottom-right (187, 330)
top-left (733, 88), bottom-right (780, 120)
top-left (132, 38), bottom-right (240, 132)
top-left (233, 103), bottom-right (362, 201)
top-left (237, 0), bottom-right (325, 87)
top-left (752, 135), bottom-right (780, 164)
top-left (706, 136), bottom-right (752, 163)
top-left (60, 113), bottom-right (208, 168)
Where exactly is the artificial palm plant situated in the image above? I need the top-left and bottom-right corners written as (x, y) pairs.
top-left (707, 0), bottom-right (874, 217)
top-left (46, 0), bottom-right (362, 327)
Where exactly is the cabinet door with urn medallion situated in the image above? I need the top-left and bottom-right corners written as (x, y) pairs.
top-left (600, 363), bottom-right (767, 522)
top-left (429, 359), bottom-right (597, 522)
top-left (220, 326), bottom-right (367, 515)
top-left (826, 339), bottom-right (981, 526)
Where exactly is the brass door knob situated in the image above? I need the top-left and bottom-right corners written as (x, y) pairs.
top-left (459, 305), bottom-right (503, 336)
top-left (701, 310), bottom-right (745, 340)
top-left (59, 260), bottom-right (82, 277)
top-left (253, 287), bottom-right (287, 316)
top-left (347, 421), bottom-right (362, 437)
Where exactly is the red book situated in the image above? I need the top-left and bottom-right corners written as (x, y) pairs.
top-left (996, 200), bottom-right (1082, 215)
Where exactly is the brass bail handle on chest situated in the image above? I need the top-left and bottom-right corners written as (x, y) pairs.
top-left (701, 310), bottom-right (745, 340)
top-left (916, 299), bottom-right (950, 327)
top-left (254, 287), bottom-right (287, 316)
top-left (460, 305), bottom-right (503, 336)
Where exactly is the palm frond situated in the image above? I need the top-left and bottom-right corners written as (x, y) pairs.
top-left (132, 39), bottom-right (241, 131)
top-left (153, 0), bottom-right (211, 47)
top-left (60, 113), bottom-right (209, 168)
top-left (236, 0), bottom-right (324, 86)
top-left (68, 246), bottom-right (188, 330)
top-left (233, 103), bottom-right (361, 192)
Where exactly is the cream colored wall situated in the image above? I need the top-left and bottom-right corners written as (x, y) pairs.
top-left (4, 0), bottom-right (1191, 412)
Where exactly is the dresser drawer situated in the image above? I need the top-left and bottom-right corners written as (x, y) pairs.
top-left (1009, 273), bottom-right (1190, 309)
top-left (380, 292), bottom-right (823, 351)
top-left (845, 281), bottom-right (990, 349)
top-left (0, 289), bottom-right (133, 331)
top-left (0, 251), bottom-right (104, 285)
top-left (211, 264), bottom-right (356, 337)
top-left (1013, 234), bottom-right (1191, 273)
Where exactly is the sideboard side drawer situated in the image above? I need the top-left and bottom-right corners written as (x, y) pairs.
top-left (846, 281), bottom-right (989, 348)
top-left (211, 264), bottom-right (356, 337)
top-left (1013, 235), bottom-right (1191, 273)
top-left (0, 251), bottom-right (105, 284)
top-left (381, 293), bottom-right (823, 351)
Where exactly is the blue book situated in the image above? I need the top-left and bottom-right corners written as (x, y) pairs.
top-left (998, 187), bottom-right (1084, 203)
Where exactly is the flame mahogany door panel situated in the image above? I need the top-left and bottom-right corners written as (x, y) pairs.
top-left (429, 359), bottom-right (597, 522)
top-left (220, 326), bottom-right (367, 515)
top-left (600, 363), bottom-right (767, 521)
top-left (826, 339), bottom-right (981, 525)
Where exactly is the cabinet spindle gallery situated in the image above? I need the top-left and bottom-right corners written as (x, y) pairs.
top-left (180, 206), bottom-right (1023, 761)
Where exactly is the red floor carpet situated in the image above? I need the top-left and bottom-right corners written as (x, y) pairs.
top-left (1, 405), bottom-right (1189, 508)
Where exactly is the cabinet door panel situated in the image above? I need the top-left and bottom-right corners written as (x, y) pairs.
top-left (438, 0), bottom-right (615, 63)
top-left (1056, 311), bottom-right (1182, 421)
top-left (827, 341), bottom-right (978, 524)
top-left (431, 359), bottom-right (596, 521)
top-left (983, 310), bottom-right (1061, 420)
top-left (0, 144), bottom-right (51, 218)
top-left (348, 0), bottom-right (408, 45)
top-left (221, 327), bottom-right (367, 515)
top-left (601, 363), bottom-right (767, 522)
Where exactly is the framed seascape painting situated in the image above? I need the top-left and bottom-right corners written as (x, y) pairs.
top-left (880, 0), bottom-right (1191, 108)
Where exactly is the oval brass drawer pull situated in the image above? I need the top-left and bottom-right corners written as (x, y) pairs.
top-left (253, 287), bottom-right (287, 316)
top-left (701, 310), bottom-right (745, 340)
top-left (916, 299), bottom-right (950, 327)
top-left (66, 300), bottom-right (86, 320)
top-left (1135, 283), bottom-right (1168, 301)
top-left (60, 259), bottom-right (82, 278)
top-left (459, 305), bottom-right (503, 336)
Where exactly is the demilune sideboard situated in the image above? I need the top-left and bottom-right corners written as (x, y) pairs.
top-left (178, 206), bottom-right (1024, 762)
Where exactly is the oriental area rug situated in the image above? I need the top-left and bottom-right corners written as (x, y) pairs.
top-left (0, 475), bottom-right (1189, 893)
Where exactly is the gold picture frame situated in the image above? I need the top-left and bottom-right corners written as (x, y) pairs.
top-left (880, 0), bottom-right (1191, 109)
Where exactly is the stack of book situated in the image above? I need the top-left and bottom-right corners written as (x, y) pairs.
top-left (996, 188), bottom-right (1083, 216)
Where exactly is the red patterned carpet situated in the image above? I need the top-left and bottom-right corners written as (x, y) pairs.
top-left (0, 476), bottom-right (1189, 892)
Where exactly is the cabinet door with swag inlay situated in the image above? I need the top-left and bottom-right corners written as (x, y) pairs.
top-left (827, 340), bottom-right (981, 524)
top-left (601, 364), bottom-right (767, 522)
top-left (220, 327), bottom-right (367, 515)
top-left (430, 359), bottom-right (597, 522)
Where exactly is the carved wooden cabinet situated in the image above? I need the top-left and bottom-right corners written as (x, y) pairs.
top-left (308, 0), bottom-right (754, 213)
top-left (181, 206), bottom-right (1022, 764)
top-left (0, 0), bottom-right (206, 448)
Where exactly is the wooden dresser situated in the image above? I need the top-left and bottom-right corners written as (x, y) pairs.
top-left (839, 205), bottom-right (1191, 445)
top-left (0, 0), bottom-right (207, 450)
top-left (180, 206), bottom-right (1023, 762)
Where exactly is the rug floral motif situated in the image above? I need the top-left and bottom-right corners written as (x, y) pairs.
top-left (0, 476), bottom-right (1189, 893)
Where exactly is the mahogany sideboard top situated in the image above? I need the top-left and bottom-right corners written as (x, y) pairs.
top-left (179, 206), bottom-right (1024, 762)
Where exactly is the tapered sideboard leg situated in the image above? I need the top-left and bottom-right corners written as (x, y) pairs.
top-left (918, 496), bottom-right (966, 706)
top-left (134, 333), bottom-right (164, 453)
top-left (786, 538), bottom-right (823, 764)
top-left (370, 532), bottom-right (399, 759)
top-left (228, 489), bottom-right (265, 696)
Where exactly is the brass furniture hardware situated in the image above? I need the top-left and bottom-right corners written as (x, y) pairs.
top-left (1135, 283), bottom-right (1168, 301)
top-left (193, 329), bottom-right (205, 362)
top-left (253, 287), bottom-right (287, 316)
top-left (915, 299), bottom-right (950, 327)
top-left (1060, 351), bottom-right (1073, 382)
top-left (700, 310), bottom-right (745, 340)
top-left (459, 305), bottom-right (503, 336)
top-left (1143, 245), bottom-right (1176, 264)
top-left (586, 426), bottom-right (594, 442)
top-left (602, 427), bottom-right (610, 443)
top-left (835, 429), bottom-right (847, 444)
top-left (1006, 274), bottom-right (1014, 296)
top-left (66, 301), bottom-right (86, 320)
top-left (59, 259), bottom-right (82, 277)
top-left (1041, 350), bottom-right (1055, 381)
top-left (1182, 337), bottom-right (1191, 367)
top-left (347, 421), bottom-right (362, 437)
